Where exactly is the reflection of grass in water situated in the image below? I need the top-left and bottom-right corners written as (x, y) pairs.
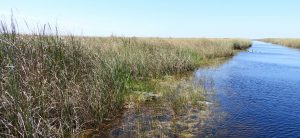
top-left (108, 74), bottom-right (215, 137)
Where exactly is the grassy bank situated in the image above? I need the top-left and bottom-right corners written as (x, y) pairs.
top-left (0, 21), bottom-right (251, 137)
top-left (262, 38), bottom-right (300, 49)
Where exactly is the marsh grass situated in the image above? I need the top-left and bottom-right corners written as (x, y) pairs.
top-left (0, 19), bottom-right (251, 137)
top-left (262, 38), bottom-right (300, 49)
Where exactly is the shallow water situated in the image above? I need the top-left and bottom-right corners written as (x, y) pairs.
top-left (106, 75), bottom-right (214, 137)
top-left (196, 41), bottom-right (300, 137)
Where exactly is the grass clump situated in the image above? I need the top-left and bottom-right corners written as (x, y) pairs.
top-left (0, 24), bottom-right (130, 137)
top-left (0, 19), bottom-right (251, 137)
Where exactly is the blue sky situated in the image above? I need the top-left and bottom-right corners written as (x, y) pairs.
top-left (0, 0), bottom-right (300, 38)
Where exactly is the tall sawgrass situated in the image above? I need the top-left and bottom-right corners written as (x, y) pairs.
top-left (262, 38), bottom-right (300, 49)
top-left (0, 19), bottom-right (251, 137)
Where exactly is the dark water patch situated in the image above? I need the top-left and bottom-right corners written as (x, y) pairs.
top-left (196, 41), bottom-right (300, 137)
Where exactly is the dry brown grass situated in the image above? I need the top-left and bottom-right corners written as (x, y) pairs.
top-left (262, 38), bottom-right (300, 49)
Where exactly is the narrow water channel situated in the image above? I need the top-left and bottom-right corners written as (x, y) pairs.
top-left (196, 41), bottom-right (300, 137)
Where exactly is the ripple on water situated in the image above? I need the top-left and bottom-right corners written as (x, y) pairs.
top-left (196, 41), bottom-right (300, 137)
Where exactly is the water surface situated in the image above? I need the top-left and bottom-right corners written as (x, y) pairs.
top-left (196, 41), bottom-right (300, 137)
